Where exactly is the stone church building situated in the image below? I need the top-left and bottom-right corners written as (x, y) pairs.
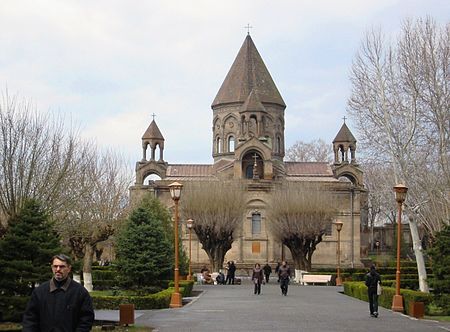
top-left (129, 35), bottom-right (365, 270)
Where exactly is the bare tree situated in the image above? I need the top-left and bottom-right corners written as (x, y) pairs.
top-left (57, 148), bottom-right (132, 291)
top-left (268, 182), bottom-right (337, 271)
top-left (181, 181), bottom-right (246, 272)
top-left (0, 92), bottom-right (86, 235)
top-left (285, 139), bottom-right (333, 163)
top-left (348, 17), bottom-right (449, 292)
top-left (361, 162), bottom-right (397, 249)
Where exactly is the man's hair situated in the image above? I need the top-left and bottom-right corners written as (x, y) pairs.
top-left (51, 254), bottom-right (72, 266)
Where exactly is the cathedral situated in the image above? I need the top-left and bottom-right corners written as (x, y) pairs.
top-left (129, 34), bottom-right (365, 270)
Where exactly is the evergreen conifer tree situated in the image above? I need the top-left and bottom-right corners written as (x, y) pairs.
top-left (116, 201), bottom-right (173, 288)
top-left (139, 194), bottom-right (189, 275)
top-left (428, 224), bottom-right (450, 314)
top-left (0, 199), bottom-right (64, 296)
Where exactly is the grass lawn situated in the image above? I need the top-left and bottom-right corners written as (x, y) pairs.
top-left (93, 325), bottom-right (153, 331)
top-left (424, 316), bottom-right (450, 322)
top-left (0, 323), bottom-right (154, 331)
top-left (0, 322), bottom-right (21, 331)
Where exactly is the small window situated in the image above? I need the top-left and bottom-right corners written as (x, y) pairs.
top-left (252, 241), bottom-right (261, 254)
top-left (216, 137), bottom-right (222, 153)
top-left (252, 213), bottom-right (261, 235)
top-left (276, 136), bottom-right (281, 153)
top-left (228, 136), bottom-right (235, 152)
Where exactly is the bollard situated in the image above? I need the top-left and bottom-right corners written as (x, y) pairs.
top-left (409, 302), bottom-right (424, 319)
top-left (119, 304), bottom-right (135, 326)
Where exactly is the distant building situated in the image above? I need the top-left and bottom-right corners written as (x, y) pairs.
top-left (130, 35), bottom-right (366, 269)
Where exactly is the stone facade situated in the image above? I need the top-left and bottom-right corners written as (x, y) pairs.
top-left (129, 35), bottom-right (366, 270)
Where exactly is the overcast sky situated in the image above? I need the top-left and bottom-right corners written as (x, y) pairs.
top-left (1, 1), bottom-right (448, 169)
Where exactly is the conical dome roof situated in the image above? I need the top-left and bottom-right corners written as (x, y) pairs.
top-left (333, 122), bottom-right (356, 143)
top-left (212, 35), bottom-right (285, 108)
top-left (142, 120), bottom-right (164, 141)
top-left (241, 89), bottom-right (266, 112)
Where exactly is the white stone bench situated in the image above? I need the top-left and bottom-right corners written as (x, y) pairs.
top-left (301, 274), bottom-right (332, 285)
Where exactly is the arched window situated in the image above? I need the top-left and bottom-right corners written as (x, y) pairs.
top-left (228, 136), bottom-right (235, 152)
top-left (276, 136), bottom-right (281, 153)
top-left (216, 137), bottom-right (222, 153)
top-left (251, 213), bottom-right (261, 235)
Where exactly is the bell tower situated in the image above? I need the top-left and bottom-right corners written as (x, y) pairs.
top-left (211, 34), bottom-right (286, 179)
top-left (332, 120), bottom-right (363, 186)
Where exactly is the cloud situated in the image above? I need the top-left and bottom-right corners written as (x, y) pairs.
top-left (1, 0), bottom-right (448, 168)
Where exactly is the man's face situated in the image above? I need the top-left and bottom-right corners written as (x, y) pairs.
top-left (51, 258), bottom-right (71, 281)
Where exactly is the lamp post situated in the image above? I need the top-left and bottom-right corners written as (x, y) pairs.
top-left (391, 184), bottom-right (408, 312)
top-left (334, 221), bottom-right (344, 286)
top-left (169, 182), bottom-right (183, 308)
top-left (186, 218), bottom-right (194, 281)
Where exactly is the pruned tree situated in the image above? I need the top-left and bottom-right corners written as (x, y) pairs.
top-left (285, 139), bottom-right (333, 163)
top-left (348, 17), bottom-right (449, 292)
top-left (57, 148), bottom-right (132, 291)
top-left (181, 181), bottom-right (246, 272)
top-left (268, 183), bottom-right (337, 271)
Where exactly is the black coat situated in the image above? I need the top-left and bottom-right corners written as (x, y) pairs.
top-left (365, 270), bottom-right (381, 290)
top-left (22, 278), bottom-right (94, 332)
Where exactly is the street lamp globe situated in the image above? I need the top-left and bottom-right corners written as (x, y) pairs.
top-left (187, 218), bottom-right (194, 230)
top-left (393, 184), bottom-right (408, 203)
top-left (335, 221), bottom-right (343, 232)
top-left (169, 182), bottom-right (183, 201)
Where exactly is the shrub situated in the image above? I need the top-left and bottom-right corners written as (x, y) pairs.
top-left (91, 288), bottom-right (180, 309)
top-left (168, 280), bottom-right (194, 297)
top-left (92, 270), bottom-right (116, 281)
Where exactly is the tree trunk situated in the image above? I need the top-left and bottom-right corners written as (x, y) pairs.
top-left (408, 215), bottom-right (429, 293)
top-left (83, 243), bottom-right (94, 292)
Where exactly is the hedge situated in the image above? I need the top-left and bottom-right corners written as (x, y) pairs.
top-left (92, 288), bottom-right (174, 309)
top-left (343, 281), bottom-right (432, 315)
top-left (92, 270), bottom-right (116, 281)
top-left (92, 282), bottom-right (194, 310)
top-left (168, 280), bottom-right (194, 297)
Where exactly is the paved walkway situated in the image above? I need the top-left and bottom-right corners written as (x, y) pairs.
top-left (96, 280), bottom-right (450, 332)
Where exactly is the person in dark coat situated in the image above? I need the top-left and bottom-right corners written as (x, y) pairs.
top-left (22, 254), bottom-right (94, 332)
top-left (226, 261), bottom-right (236, 285)
top-left (216, 270), bottom-right (226, 285)
top-left (251, 263), bottom-right (264, 295)
top-left (275, 261), bottom-right (281, 282)
top-left (278, 261), bottom-right (291, 296)
top-left (365, 264), bottom-right (382, 318)
top-left (262, 263), bottom-right (272, 283)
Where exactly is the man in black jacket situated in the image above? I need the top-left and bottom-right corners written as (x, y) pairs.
top-left (278, 261), bottom-right (291, 296)
top-left (365, 264), bottom-right (381, 318)
top-left (22, 254), bottom-right (94, 331)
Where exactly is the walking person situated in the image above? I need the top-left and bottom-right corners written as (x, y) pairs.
top-left (263, 263), bottom-right (272, 283)
top-left (275, 261), bottom-right (281, 282)
top-left (365, 264), bottom-right (381, 318)
top-left (22, 254), bottom-right (94, 332)
top-left (278, 261), bottom-right (291, 296)
top-left (252, 263), bottom-right (264, 295)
